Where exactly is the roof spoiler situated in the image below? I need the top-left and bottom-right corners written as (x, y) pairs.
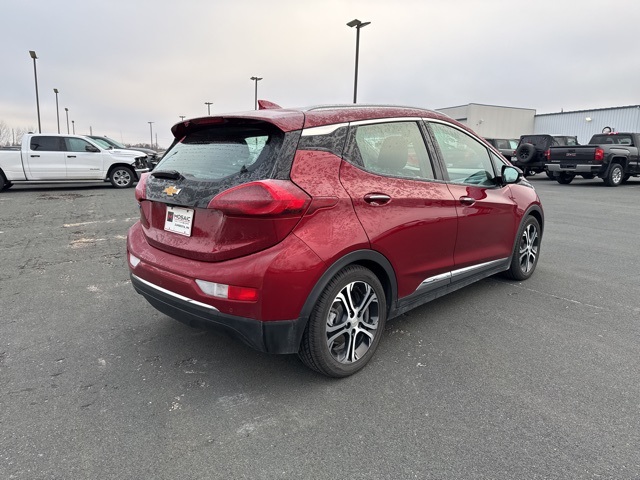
top-left (258, 100), bottom-right (282, 110)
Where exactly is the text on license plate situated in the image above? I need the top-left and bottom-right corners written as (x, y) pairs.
top-left (164, 206), bottom-right (194, 236)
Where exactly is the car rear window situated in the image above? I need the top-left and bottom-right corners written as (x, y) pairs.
top-left (156, 124), bottom-right (281, 181)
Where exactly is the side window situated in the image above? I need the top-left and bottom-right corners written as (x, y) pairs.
top-left (430, 122), bottom-right (496, 186)
top-left (490, 152), bottom-right (507, 174)
top-left (30, 136), bottom-right (64, 151)
top-left (66, 137), bottom-right (95, 152)
top-left (350, 121), bottom-right (435, 180)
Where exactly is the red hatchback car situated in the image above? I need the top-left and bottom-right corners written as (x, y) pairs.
top-left (127, 103), bottom-right (543, 377)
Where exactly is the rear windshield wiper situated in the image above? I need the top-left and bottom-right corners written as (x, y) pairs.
top-left (152, 170), bottom-right (183, 180)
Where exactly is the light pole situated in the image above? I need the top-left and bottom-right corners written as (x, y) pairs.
top-left (29, 50), bottom-right (42, 133)
top-left (250, 76), bottom-right (263, 110)
top-left (65, 108), bottom-right (70, 134)
top-left (205, 102), bottom-right (213, 115)
top-left (346, 19), bottom-right (371, 104)
top-left (53, 88), bottom-right (60, 133)
top-left (72, 120), bottom-right (75, 134)
top-left (179, 116), bottom-right (185, 121)
top-left (148, 121), bottom-right (154, 149)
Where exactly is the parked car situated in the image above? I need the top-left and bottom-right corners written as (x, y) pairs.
top-left (0, 134), bottom-right (148, 191)
top-left (514, 134), bottom-right (579, 177)
top-left (127, 103), bottom-right (544, 377)
top-left (546, 132), bottom-right (640, 186)
top-left (88, 135), bottom-right (160, 170)
top-left (484, 138), bottom-right (518, 161)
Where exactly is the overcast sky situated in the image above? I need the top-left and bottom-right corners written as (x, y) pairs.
top-left (2, 0), bottom-right (639, 147)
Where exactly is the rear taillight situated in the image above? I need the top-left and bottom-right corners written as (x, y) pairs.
top-left (544, 149), bottom-right (550, 160)
top-left (208, 180), bottom-right (310, 216)
top-left (195, 279), bottom-right (258, 301)
top-left (135, 172), bottom-right (149, 201)
top-left (594, 148), bottom-right (605, 161)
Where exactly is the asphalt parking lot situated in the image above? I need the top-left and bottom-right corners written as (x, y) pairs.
top-left (1, 176), bottom-right (639, 479)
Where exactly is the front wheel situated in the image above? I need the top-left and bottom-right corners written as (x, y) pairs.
top-left (503, 216), bottom-right (541, 281)
top-left (0, 172), bottom-right (8, 192)
top-left (110, 166), bottom-right (135, 188)
top-left (605, 164), bottom-right (624, 187)
top-left (298, 266), bottom-right (387, 378)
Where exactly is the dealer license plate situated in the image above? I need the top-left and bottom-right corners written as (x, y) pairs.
top-left (164, 206), bottom-right (194, 236)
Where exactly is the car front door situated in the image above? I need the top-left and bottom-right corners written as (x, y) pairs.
top-left (64, 137), bottom-right (104, 179)
top-left (427, 121), bottom-right (517, 269)
top-left (340, 120), bottom-right (459, 301)
top-left (26, 136), bottom-right (66, 179)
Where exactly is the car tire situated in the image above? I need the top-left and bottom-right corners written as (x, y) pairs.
top-left (110, 166), bottom-right (135, 188)
top-left (556, 173), bottom-right (575, 184)
top-left (0, 172), bottom-right (7, 192)
top-left (298, 265), bottom-right (387, 378)
top-left (503, 216), bottom-right (541, 281)
top-left (515, 143), bottom-right (536, 164)
top-left (605, 164), bottom-right (624, 187)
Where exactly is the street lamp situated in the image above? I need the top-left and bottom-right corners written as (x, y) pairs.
top-left (29, 50), bottom-right (42, 133)
top-left (250, 76), bottom-right (263, 110)
top-left (179, 115), bottom-right (185, 121)
top-left (53, 88), bottom-right (60, 133)
top-left (71, 120), bottom-right (75, 134)
top-left (346, 19), bottom-right (371, 104)
top-left (64, 108), bottom-right (70, 134)
top-left (205, 102), bottom-right (213, 115)
top-left (148, 121), bottom-right (154, 149)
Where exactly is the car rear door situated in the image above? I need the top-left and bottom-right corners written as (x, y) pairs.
top-left (340, 119), bottom-right (458, 300)
top-left (26, 136), bottom-right (66, 179)
top-left (426, 121), bottom-right (517, 269)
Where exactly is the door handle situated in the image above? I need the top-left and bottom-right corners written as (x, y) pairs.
top-left (459, 196), bottom-right (476, 206)
top-left (67, 155), bottom-right (76, 158)
top-left (31, 155), bottom-right (40, 157)
top-left (364, 193), bottom-right (391, 206)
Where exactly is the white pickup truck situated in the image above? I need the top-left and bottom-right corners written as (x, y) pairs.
top-left (0, 133), bottom-right (149, 192)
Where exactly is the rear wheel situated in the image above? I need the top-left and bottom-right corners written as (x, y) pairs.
top-left (503, 216), bottom-right (541, 281)
top-left (110, 166), bottom-right (135, 188)
top-left (298, 265), bottom-right (387, 378)
top-left (605, 164), bottom-right (623, 187)
top-left (556, 173), bottom-right (575, 184)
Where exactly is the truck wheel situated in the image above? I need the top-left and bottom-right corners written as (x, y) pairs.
top-left (298, 265), bottom-right (387, 378)
top-left (0, 172), bottom-right (7, 192)
top-left (502, 216), bottom-right (541, 281)
top-left (605, 164), bottom-right (623, 187)
top-left (110, 166), bottom-right (135, 188)
top-left (515, 143), bottom-right (536, 164)
top-left (556, 173), bottom-right (575, 184)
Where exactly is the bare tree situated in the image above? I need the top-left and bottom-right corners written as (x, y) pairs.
top-left (0, 121), bottom-right (11, 146)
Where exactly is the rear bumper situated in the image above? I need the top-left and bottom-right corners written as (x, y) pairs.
top-left (546, 164), bottom-right (603, 174)
top-left (131, 274), bottom-right (303, 354)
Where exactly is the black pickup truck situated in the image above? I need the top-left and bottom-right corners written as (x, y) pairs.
top-left (546, 132), bottom-right (640, 186)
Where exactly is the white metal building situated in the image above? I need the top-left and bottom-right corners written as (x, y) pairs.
top-left (534, 105), bottom-right (640, 144)
top-left (437, 103), bottom-right (640, 144)
top-left (437, 103), bottom-right (535, 139)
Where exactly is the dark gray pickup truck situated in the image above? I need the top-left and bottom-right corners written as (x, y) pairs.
top-left (546, 132), bottom-right (640, 186)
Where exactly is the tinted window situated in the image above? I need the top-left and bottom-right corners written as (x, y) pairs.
top-left (350, 121), bottom-right (435, 180)
top-left (30, 136), bottom-right (64, 151)
top-left (430, 122), bottom-right (496, 186)
top-left (156, 125), bottom-right (280, 181)
top-left (589, 134), bottom-right (633, 145)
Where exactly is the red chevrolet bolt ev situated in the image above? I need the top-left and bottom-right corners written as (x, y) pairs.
top-left (127, 103), bottom-right (543, 377)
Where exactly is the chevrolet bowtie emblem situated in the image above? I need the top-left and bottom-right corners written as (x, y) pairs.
top-left (163, 186), bottom-right (181, 196)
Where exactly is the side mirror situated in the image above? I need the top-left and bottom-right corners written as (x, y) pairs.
top-left (85, 145), bottom-right (100, 153)
top-left (502, 165), bottom-right (521, 184)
